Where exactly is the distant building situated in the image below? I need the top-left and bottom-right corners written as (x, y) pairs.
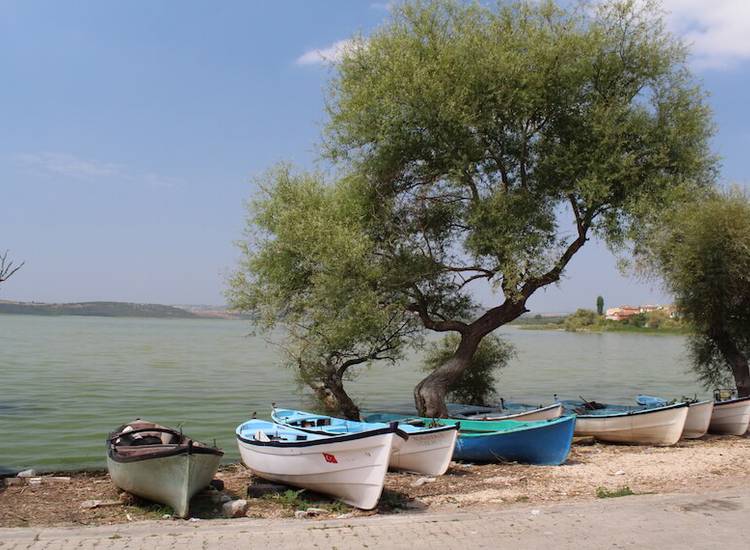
top-left (605, 304), bottom-right (676, 321)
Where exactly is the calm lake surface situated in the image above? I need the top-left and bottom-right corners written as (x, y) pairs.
top-left (0, 314), bottom-right (706, 472)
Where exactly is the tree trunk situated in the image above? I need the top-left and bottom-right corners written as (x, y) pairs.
top-left (713, 331), bottom-right (750, 397)
top-left (414, 333), bottom-right (480, 417)
top-left (310, 374), bottom-right (361, 420)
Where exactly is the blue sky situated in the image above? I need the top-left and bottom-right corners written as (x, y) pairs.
top-left (1, 1), bottom-right (749, 313)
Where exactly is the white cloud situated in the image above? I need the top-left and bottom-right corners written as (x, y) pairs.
top-left (15, 152), bottom-right (121, 179)
top-left (296, 39), bottom-right (360, 66)
top-left (660, 0), bottom-right (750, 69)
top-left (14, 152), bottom-right (180, 188)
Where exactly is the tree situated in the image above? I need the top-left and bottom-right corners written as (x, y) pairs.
top-left (227, 166), bottom-right (420, 419)
top-left (0, 250), bottom-right (23, 286)
top-left (642, 189), bottom-right (750, 396)
top-left (423, 334), bottom-right (515, 406)
top-left (596, 296), bottom-right (604, 316)
top-left (324, 0), bottom-right (716, 416)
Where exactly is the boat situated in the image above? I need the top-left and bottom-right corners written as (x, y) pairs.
top-left (636, 395), bottom-right (714, 439)
top-left (106, 420), bottom-right (223, 518)
top-left (364, 413), bottom-right (575, 465)
top-left (708, 396), bottom-right (750, 435)
top-left (562, 400), bottom-right (689, 445)
top-left (271, 408), bottom-right (458, 476)
top-left (449, 401), bottom-right (563, 422)
top-left (236, 419), bottom-right (398, 509)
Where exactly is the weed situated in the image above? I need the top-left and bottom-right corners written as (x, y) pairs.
top-left (596, 486), bottom-right (635, 498)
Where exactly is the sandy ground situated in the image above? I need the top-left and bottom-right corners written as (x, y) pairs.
top-left (1, 434), bottom-right (748, 528)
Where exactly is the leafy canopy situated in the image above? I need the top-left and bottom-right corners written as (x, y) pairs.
top-left (325, 0), bottom-right (715, 323)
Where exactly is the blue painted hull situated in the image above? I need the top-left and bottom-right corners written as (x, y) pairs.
top-left (453, 416), bottom-right (575, 465)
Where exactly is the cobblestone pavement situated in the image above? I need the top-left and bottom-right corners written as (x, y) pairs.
top-left (1, 488), bottom-right (747, 549)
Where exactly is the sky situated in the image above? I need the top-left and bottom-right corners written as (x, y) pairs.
top-left (1, 0), bottom-right (749, 313)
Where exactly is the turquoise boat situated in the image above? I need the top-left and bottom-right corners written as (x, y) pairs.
top-left (363, 413), bottom-right (575, 465)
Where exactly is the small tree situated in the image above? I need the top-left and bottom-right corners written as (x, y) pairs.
top-left (423, 334), bottom-right (514, 406)
top-left (643, 189), bottom-right (750, 396)
top-left (596, 296), bottom-right (604, 316)
top-left (0, 250), bottom-right (23, 286)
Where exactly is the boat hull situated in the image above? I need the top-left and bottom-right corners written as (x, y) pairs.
top-left (389, 427), bottom-right (458, 475)
top-left (708, 397), bottom-right (750, 435)
top-left (574, 404), bottom-right (688, 446)
top-left (107, 451), bottom-right (221, 517)
top-left (682, 400), bottom-right (714, 439)
top-left (236, 431), bottom-right (394, 510)
top-left (452, 416), bottom-right (575, 465)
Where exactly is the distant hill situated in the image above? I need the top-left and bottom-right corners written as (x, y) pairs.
top-left (0, 301), bottom-right (197, 319)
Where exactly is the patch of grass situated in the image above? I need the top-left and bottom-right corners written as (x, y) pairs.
top-left (261, 489), bottom-right (352, 514)
top-left (514, 495), bottom-right (529, 502)
top-left (109, 534), bottom-right (122, 540)
top-left (596, 486), bottom-right (635, 498)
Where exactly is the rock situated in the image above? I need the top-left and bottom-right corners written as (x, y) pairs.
top-left (613, 470), bottom-right (626, 476)
top-left (45, 476), bottom-right (71, 483)
top-left (162, 514), bottom-right (172, 519)
top-left (27, 478), bottom-right (43, 486)
top-left (336, 512), bottom-right (355, 519)
top-left (4, 477), bottom-right (24, 486)
top-left (222, 499), bottom-right (248, 518)
top-left (411, 477), bottom-right (437, 487)
top-left (17, 469), bottom-right (36, 478)
top-left (209, 479), bottom-right (225, 491)
top-left (294, 510), bottom-right (310, 519)
top-left (246, 482), bottom-right (287, 498)
top-left (305, 507), bottom-right (328, 516)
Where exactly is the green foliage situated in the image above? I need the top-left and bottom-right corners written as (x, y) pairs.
top-left (596, 296), bottom-right (604, 316)
top-left (596, 486), bottom-right (635, 498)
top-left (564, 309), bottom-right (598, 331)
top-left (423, 334), bottom-right (515, 405)
top-left (643, 189), bottom-right (750, 392)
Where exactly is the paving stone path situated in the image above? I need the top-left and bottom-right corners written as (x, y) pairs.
top-left (1, 488), bottom-right (747, 549)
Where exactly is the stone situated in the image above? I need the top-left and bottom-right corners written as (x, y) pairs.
top-left (209, 479), bottom-right (225, 491)
top-left (613, 470), bottom-right (626, 476)
top-left (162, 514), bottom-right (172, 519)
top-left (4, 477), bottom-right (24, 486)
top-left (45, 476), bottom-right (71, 483)
top-left (222, 499), bottom-right (248, 518)
top-left (305, 507), bottom-right (328, 516)
top-left (294, 510), bottom-right (310, 519)
top-left (17, 469), bottom-right (36, 478)
top-left (27, 477), bottom-right (43, 486)
top-left (336, 512), bottom-right (355, 519)
top-left (246, 482), bottom-right (287, 498)
top-left (411, 477), bottom-right (437, 487)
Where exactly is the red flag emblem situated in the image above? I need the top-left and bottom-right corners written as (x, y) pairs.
top-left (323, 452), bottom-right (338, 463)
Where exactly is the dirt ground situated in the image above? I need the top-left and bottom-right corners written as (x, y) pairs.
top-left (2, 434), bottom-right (748, 528)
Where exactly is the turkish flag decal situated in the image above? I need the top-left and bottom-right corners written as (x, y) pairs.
top-left (322, 452), bottom-right (338, 464)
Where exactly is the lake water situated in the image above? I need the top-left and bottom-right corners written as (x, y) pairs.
top-left (0, 314), bottom-right (705, 472)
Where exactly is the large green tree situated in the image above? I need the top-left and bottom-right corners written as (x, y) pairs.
top-left (322, 0), bottom-right (716, 416)
top-left (643, 190), bottom-right (750, 397)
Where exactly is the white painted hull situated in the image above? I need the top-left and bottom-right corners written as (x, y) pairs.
top-left (708, 398), bottom-right (750, 435)
top-left (467, 403), bottom-right (563, 422)
top-left (681, 400), bottom-right (714, 439)
top-left (574, 405), bottom-right (689, 446)
top-left (390, 427), bottom-right (458, 476)
top-left (107, 452), bottom-right (221, 517)
top-left (237, 431), bottom-right (394, 510)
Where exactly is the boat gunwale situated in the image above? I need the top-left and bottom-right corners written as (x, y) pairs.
top-left (572, 401), bottom-right (688, 419)
top-left (107, 424), bottom-right (224, 464)
top-left (236, 423), bottom-right (399, 448)
top-left (451, 402), bottom-right (562, 420)
top-left (713, 396), bottom-right (750, 407)
top-left (270, 410), bottom-right (456, 440)
top-left (367, 414), bottom-right (575, 437)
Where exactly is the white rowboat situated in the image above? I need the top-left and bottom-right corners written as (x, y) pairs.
top-left (681, 400), bottom-right (714, 439)
top-left (571, 402), bottom-right (689, 446)
top-left (457, 403), bottom-right (563, 422)
top-left (708, 397), bottom-right (750, 435)
top-left (236, 419), bottom-right (398, 510)
top-left (107, 420), bottom-right (223, 518)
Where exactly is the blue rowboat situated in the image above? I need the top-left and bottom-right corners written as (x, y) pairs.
top-left (561, 399), bottom-right (689, 445)
top-left (271, 408), bottom-right (458, 476)
top-left (363, 413), bottom-right (575, 465)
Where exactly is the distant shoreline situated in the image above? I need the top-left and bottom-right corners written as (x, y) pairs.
top-left (0, 300), bottom-right (248, 320)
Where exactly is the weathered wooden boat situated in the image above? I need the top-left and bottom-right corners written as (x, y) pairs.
top-left (562, 400), bottom-right (688, 445)
top-left (708, 396), bottom-right (750, 435)
top-left (364, 413), bottom-right (575, 465)
top-left (271, 408), bottom-right (458, 476)
top-left (636, 395), bottom-right (714, 439)
top-left (449, 401), bottom-right (563, 422)
top-left (106, 420), bottom-right (223, 518)
top-left (236, 419), bottom-right (398, 509)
